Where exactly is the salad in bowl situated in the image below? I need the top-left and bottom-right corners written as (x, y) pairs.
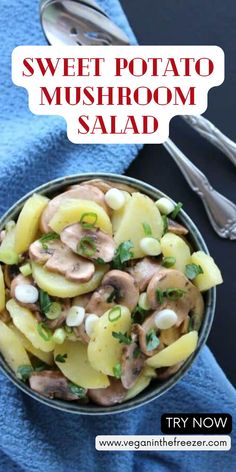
top-left (0, 175), bottom-right (223, 412)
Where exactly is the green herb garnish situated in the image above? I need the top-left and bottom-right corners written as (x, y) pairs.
top-left (17, 365), bottom-right (34, 382)
top-left (146, 329), bottom-right (160, 352)
top-left (37, 322), bottom-right (53, 341)
top-left (112, 331), bottom-right (132, 345)
top-left (68, 382), bottom-right (87, 398)
top-left (39, 232), bottom-right (60, 250)
top-left (171, 202), bottom-right (183, 219)
top-left (79, 212), bottom-right (98, 229)
top-left (77, 236), bottom-right (96, 257)
top-left (113, 363), bottom-right (122, 379)
top-left (112, 241), bottom-right (134, 270)
top-left (131, 305), bottom-right (148, 324)
top-left (108, 307), bottom-right (121, 322)
top-left (162, 215), bottom-right (168, 235)
top-left (185, 263), bottom-right (204, 280)
top-left (39, 290), bottom-right (61, 320)
top-left (162, 256), bottom-right (176, 268)
top-left (96, 257), bottom-right (105, 265)
top-left (156, 287), bottom-right (185, 304)
top-left (133, 347), bottom-right (141, 359)
top-left (55, 353), bottom-right (67, 363)
top-left (142, 222), bottom-right (152, 237)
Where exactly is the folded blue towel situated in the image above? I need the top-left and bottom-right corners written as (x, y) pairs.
top-left (0, 1), bottom-right (235, 471)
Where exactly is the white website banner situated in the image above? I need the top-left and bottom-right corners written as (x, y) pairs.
top-left (12, 46), bottom-right (224, 143)
top-left (95, 435), bottom-right (231, 451)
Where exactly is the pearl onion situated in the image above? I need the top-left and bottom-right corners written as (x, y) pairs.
top-left (140, 237), bottom-right (161, 256)
top-left (154, 309), bottom-right (178, 330)
top-left (15, 284), bottom-right (39, 304)
top-left (155, 197), bottom-right (175, 215)
top-left (138, 292), bottom-right (151, 311)
top-left (85, 314), bottom-right (99, 337)
top-left (66, 306), bottom-right (85, 327)
top-left (105, 188), bottom-right (125, 210)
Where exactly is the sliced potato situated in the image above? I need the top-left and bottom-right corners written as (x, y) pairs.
top-left (54, 340), bottom-right (109, 389)
top-left (0, 221), bottom-right (18, 264)
top-left (114, 192), bottom-right (163, 258)
top-left (6, 299), bottom-right (55, 353)
top-left (125, 372), bottom-right (151, 401)
top-left (88, 305), bottom-right (131, 376)
top-left (190, 251), bottom-right (223, 291)
top-left (11, 325), bottom-right (53, 365)
top-left (146, 331), bottom-right (198, 368)
top-left (0, 266), bottom-right (5, 312)
top-left (0, 320), bottom-right (31, 373)
top-left (111, 191), bottom-right (131, 233)
top-left (160, 232), bottom-right (191, 272)
top-left (49, 198), bottom-right (112, 235)
top-left (31, 262), bottom-right (107, 298)
top-left (15, 194), bottom-right (49, 254)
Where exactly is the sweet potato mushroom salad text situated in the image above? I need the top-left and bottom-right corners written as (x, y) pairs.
top-left (0, 180), bottom-right (223, 406)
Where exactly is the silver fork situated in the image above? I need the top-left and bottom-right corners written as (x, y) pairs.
top-left (40, 0), bottom-right (236, 239)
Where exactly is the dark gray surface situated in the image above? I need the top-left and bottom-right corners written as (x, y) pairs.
top-left (121, 0), bottom-right (236, 385)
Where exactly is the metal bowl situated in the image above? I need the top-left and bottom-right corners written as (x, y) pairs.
top-left (0, 173), bottom-right (216, 415)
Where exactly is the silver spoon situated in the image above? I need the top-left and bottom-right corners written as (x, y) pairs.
top-left (40, 0), bottom-right (236, 239)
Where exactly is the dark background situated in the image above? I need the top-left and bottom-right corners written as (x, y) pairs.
top-left (121, 0), bottom-right (236, 385)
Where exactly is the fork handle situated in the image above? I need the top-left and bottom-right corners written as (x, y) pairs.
top-left (163, 138), bottom-right (236, 239)
top-left (182, 114), bottom-right (236, 168)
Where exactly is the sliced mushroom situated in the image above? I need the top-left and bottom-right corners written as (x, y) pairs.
top-left (167, 218), bottom-right (188, 236)
top-left (29, 371), bottom-right (82, 400)
top-left (10, 274), bottom-right (38, 312)
top-left (60, 223), bottom-right (116, 263)
top-left (86, 285), bottom-right (115, 316)
top-left (40, 184), bottom-right (109, 233)
top-left (29, 239), bottom-right (95, 283)
top-left (147, 268), bottom-right (204, 327)
top-left (126, 257), bottom-right (162, 291)
top-left (121, 333), bottom-right (145, 389)
top-left (88, 378), bottom-right (127, 406)
top-left (101, 270), bottom-right (139, 312)
top-left (156, 363), bottom-right (183, 381)
top-left (132, 321), bottom-right (164, 357)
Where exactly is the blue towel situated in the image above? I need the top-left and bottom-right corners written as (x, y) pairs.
top-left (0, 1), bottom-right (235, 471)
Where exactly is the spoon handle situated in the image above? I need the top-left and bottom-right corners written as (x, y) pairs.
top-left (163, 138), bottom-right (236, 240)
top-left (182, 114), bottom-right (236, 168)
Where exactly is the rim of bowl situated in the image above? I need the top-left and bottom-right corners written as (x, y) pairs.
top-left (0, 173), bottom-right (216, 415)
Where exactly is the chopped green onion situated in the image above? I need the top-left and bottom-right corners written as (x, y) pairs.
top-left (112, 331), bottom-right (132, 345)
top-left (45, 302), bottom-right (61, 320)
top-left (77, 236), bottom-right (96, 257)
top-left (112, 240), bottom-right (134, 270)
top-left (68, 382), bottom-right (87, 398)
top-left (146, 329), bottom-right (160, 352)
top-left (142, 222), bottom-right (152, 236)
top-left (185, 263), bottom-right (204, 280)
top-left (55, 353), bottom-right (67, 363)
top-left (39, 232), bottom-right (60, 250)
top-left (19, 262), bottom-right (32, 277)
top-left (37, 322), bottom-right (52, 341)
top-left (52, 328), bottom-right (67, 344)
top-left (79, 212), bottom-right (98, 229)
top-left (96, 257), bottom-right (105, 265)
top-left (156, 287), bottom-right (185, 304)
top-left (165, 288), bottom-right (186, 301)
top-left (162, 215), bottom-right (168, 235)
top-left (162, 256), bottom-right (176, 268)
top-left (108, 306), bottom-right (121, 322)
top-left (113, 363), bottom-right (122, 379)
top-left (64, 325), bottom-right (73, 335)
top-left (17, 365), bottom-right (34, 382)
top-left (171, 202), bottom-right (183, 219)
